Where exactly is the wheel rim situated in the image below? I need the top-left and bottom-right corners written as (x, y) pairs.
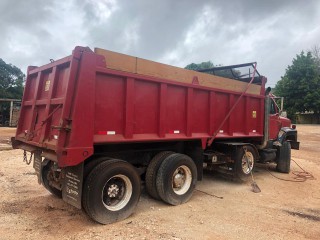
top-left (172, 165), bottom-right (192, 195)
top-left (242, 152), bottom-right (254, 174)
top-left (101, 174), bottom-right (132, 211)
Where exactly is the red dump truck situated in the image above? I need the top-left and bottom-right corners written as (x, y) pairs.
top-left (13, 46), bottom-right (299, 224)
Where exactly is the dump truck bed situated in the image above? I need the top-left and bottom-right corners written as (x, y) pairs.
top-left (15, 46), bottom-right (265, 167)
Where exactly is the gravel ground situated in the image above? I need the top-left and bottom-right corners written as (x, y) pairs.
top-left (0, 125), bottom-right (319, 240)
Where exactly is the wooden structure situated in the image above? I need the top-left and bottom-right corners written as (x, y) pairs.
top-left (296, 112), bottom-right (320, 124)
top-left (0, 98), bottom-right (21, 127)
top-left (94, 48), bottom-right (262, 96)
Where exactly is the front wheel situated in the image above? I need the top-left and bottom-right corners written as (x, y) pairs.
top-left (233, 146), bottom-right (256, 181)
top-left (82, 159), bottom-right (141, 224)
top-left (276, 141), bottom-right (291, 173)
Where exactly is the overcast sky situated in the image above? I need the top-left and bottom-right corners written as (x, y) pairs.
top-left (1, 0), bottom-right (319, 87)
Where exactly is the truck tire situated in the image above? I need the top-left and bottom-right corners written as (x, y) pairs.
top-left (83, 156), bottom-right (111, 180)
top-left (276, 141), bottom-right (291, 173)
top-left (234, 146), bottom-right (255, 181)
top-left (156, 153), bottom-right (197, 206)
top-left (41, 160), bottom-right (62, 198)
top-left (82, 159), bottom-right (141, 224)
top-left (145, 151), bottom-right (174, 200)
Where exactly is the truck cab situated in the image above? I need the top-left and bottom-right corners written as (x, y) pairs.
top-left (269, 93), bottom-right (299, 149)
top-left (269, 94), bottom-right (292, 139)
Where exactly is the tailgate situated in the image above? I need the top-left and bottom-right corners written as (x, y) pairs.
top-left (16, 55), bottom-right (74, 150)
top-left (15, 47), bottom-right (97, 167)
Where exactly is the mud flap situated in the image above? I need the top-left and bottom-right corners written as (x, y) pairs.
top-left (62, 163), bottom-right (84, 209)
top-left (33, 151), bottom-right (42, 184)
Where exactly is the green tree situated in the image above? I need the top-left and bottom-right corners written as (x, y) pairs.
top-left (274, 51), bottom-right (320, 118)
top-left (185, 61), bottom-right (214, 71)
top-left (0, 58), bottom-right (25, 99)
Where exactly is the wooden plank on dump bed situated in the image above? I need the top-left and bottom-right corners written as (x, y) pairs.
top-left (96, 49), bottom-right (137, 73)
top-left (94, 48), bottom-right (261, 95)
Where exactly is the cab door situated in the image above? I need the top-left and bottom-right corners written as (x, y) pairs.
top-left (269, 99), bottom-right (282, 139)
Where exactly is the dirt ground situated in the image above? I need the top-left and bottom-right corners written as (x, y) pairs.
top-left (0, 125), bottom-right (319, 240)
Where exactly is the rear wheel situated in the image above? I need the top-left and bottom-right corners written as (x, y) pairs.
top-left (83, 156), bottom-right (111, 180)
top-left (234, 146), bottom-right (255, 181)
top-left (145, 151), bottom-right (174, 200)
top-left (82, 159), bottom-right (141, 224)
top-left (276, 141), bottom-right (291, 173)
top-left (156, 153), bottom-right (197, 205)
top-left (41, 159), bottom-right (62, 198)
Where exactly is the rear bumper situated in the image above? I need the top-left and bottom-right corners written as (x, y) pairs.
top-left (12, 137), bottom-right (58, 162)
top-left (12, 137), bottom-right (93, 167)
top-left (11, 137), bottom-right (39, 152)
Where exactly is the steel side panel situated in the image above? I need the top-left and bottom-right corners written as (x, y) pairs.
top-left (93, 72), bottom-right (264, 144)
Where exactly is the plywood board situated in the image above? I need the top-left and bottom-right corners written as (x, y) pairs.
top-left (95, 48), bottom-right (261, 95)
top-left (95, 48), bottom-right (137, 73)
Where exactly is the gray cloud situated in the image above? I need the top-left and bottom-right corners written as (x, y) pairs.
top-left (1, 0), bottom-right (319, 88)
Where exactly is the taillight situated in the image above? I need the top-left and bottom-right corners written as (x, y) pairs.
top-left (291, 124), bottom-right (296, 129)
